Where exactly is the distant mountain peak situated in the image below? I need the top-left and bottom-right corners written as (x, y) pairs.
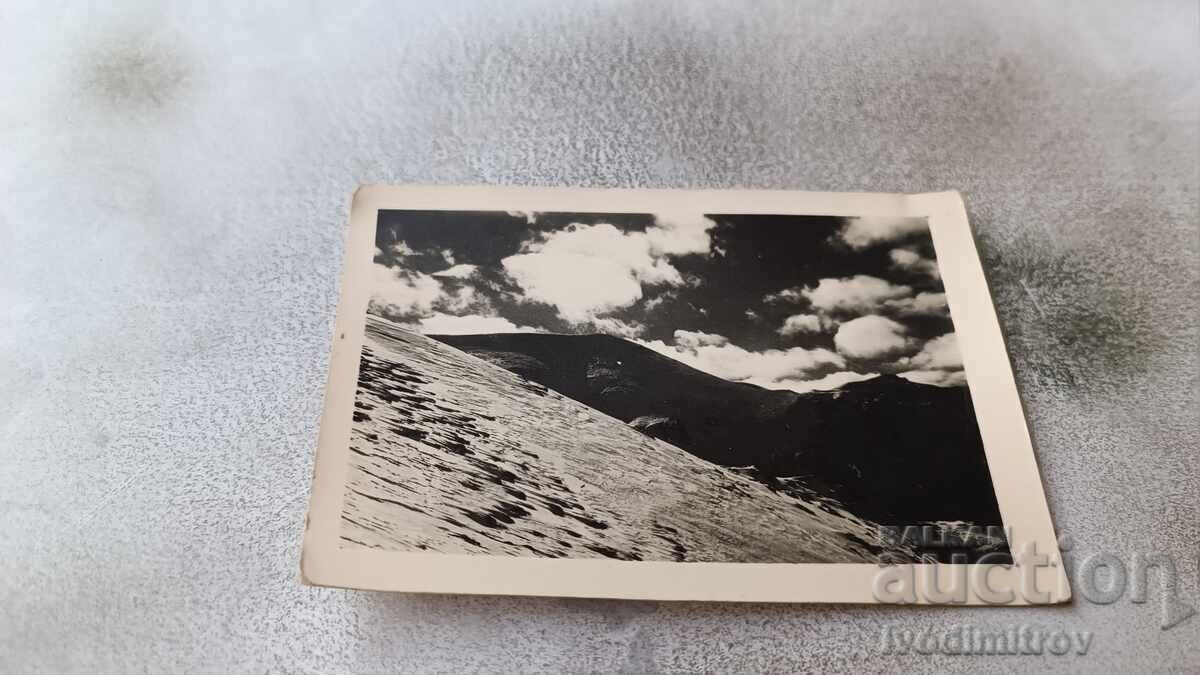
top-left (842, 373), bottom-right (910, 389)
top-left (833, 373), bottom-right (953, 394)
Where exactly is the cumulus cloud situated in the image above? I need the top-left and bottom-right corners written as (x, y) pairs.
top-left (432, 264), bottom-right (478, 279)
top-left (502, 217), bottom-right (714, 326)
top-left (763, 287), bottom-right (805, 304)
top-left (503, 247), bottom-right (648, 323)
top-left (506, 211), bottom-right (538, 224)
top-left (637, 331), bottom-right (845, 390)
top-left (436, 284), bottom-right (480, 313)
top-left (767, 276), bottom-right (951, 321)
top-left (778, 313), bottom-right (836, 337)
top-left (891, 333), bottom-right (966, 386)
top-left (839, 216), bottom-right (929, 249)
top-left (833, 315), bottom-right (917, 360)
top-left (390, 241), bottom-right (416, 256)
top-left (899, 333), bottom-right (963, 370)
top-left (587, 317), bottom-right (646, 338)
top-left (885, 291), bottom-right (950, 317)
top-left (417, 313), bottom-right (540, 335)
top-left (802, 275), bottom-right (913, 315)
top-left (889, 248), bottom-right (941, 280)
top-left (674, 329), bottom-right (729, 348)
top-left (370, 262), bottom-right (531, 333)
top-left (899, 369), bottom-right (968, 387)
top-left (644, 291), bottom-right (676, 312)
top-left (369, 264), bottom-right (444, 317)
top-left (647, 211), bottom-right (717, 256)
top-left (370, 264), bottom-right (485, 318)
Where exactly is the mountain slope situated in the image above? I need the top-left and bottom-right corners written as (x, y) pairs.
top-left (432, 332), bottom-right (1005, 530)
top-left (342, 315), bottom-right (912, 563)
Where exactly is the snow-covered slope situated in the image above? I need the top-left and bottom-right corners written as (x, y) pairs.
top-left (341, 315), bottom-right (909, 563)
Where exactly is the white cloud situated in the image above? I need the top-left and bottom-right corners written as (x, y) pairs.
top-left (417, 313), bottom-right (541, 335)
top-left (763, 287), bottom-right (805, 304)
top-left (587, 317), bottom-right (646, 338)
top-left (637, 331), bottom-right (845, 389)
top-left (437, 284), bottom-right (479, 313)
top-left (501, 220), bottom-right (712, 325)
top-left (772, 371), bottom-right (881, 393)
top-left (900, 333), bottom-right (963, 370)
top-left (506, 211), bottom-right (538, 224)
top-left (745, 309), bottom-right (761, 321)
top-left (889, 247), bottom-right (941, 280)
top-left (770, 276), bottom-right (949, 320)
top-left (769, 275), bottom-right (950, 320)
top-left (885, 291), bottom-right (950, 317)
top-left (674, 329), bottom-right (729, 348)
top-left (531, 223), bottom-right (683, 284)
top-left (893, 333), bottom-right (967, 387)
top-left (503, 250), bottom-right (646, 323)
top-left (898, 369), bottom-right (968, 387)
top-left (646, 211), bottom-right (717, 256)
top-left (778, 313), bottom-right (835, 337)
top-left (803, 275), bottom-right (913, 315)
top-left (440, 248), bottom-right (456, 265)
top-left (432, 264), bottom-right (478, 279)
top-left (390, 241), bottom-right (416, 256)
top-left (839, 216), bottom-right (929, 249)
top-left (369, 264), bottom-right (443, 316)
top-left (833, 315), bottom-right (916, 360)
top-left (530, 223), bottom-right (683, 284)
top-left (371, 263), bottom-right (490, 321)
top-left (644, 292), bottom-right (675, 312)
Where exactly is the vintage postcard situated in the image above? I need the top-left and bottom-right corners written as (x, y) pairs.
top-left (302, 186), bottom-right (1068, 604)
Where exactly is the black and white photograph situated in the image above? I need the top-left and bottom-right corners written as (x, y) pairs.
top-left (300, 185), bottom-right (1067, 604)
top-left (9, 2), bottom-right (1189, 667)
top-left (338, 205), bottom-right (1008, 565)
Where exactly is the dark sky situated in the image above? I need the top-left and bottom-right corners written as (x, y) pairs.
top-left (370, 209), bottom-right (964, 391)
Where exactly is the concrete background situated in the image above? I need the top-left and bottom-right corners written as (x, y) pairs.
top-left (2, 1), bottom-right (1196, 671)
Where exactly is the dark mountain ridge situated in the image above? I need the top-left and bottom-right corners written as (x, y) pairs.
top-left (433, 332), bottom-right (1005, 531)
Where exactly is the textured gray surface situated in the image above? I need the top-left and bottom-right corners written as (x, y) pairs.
top-left (1, 1), bottom-right (1197, 672)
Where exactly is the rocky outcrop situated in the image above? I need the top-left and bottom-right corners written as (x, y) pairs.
top-left (628, 415), bottom-right (691, 449)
